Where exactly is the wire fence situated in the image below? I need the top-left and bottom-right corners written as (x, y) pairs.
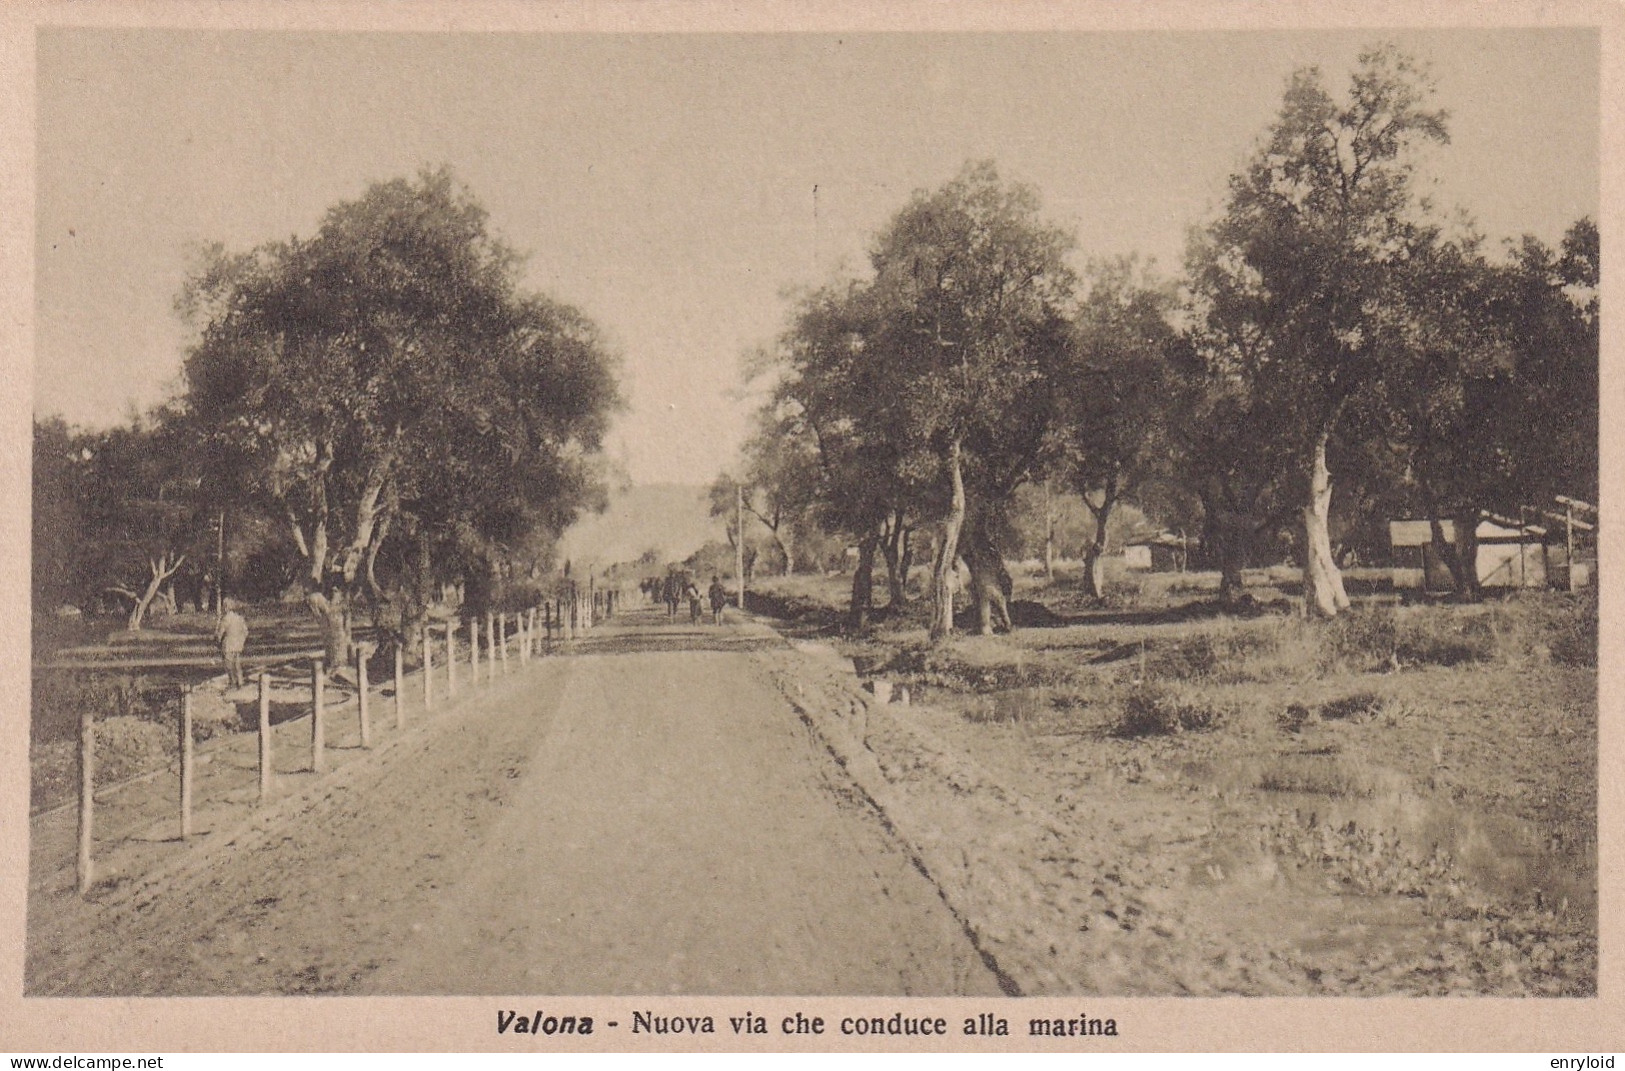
top-left (30, 588), bottom-right (624, 896)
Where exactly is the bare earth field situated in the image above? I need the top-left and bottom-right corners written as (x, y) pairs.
top-left (750, 568), bottom-right (1597, 996)
top-left (25, 574), bottom-right (1595, 997)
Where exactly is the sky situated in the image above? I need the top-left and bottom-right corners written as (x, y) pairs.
top-left (33, 27), bottom-right (1599, 486)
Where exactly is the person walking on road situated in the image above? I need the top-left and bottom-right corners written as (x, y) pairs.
top-left (686, 578), bottom-right (703, 625)
top-left (216, 600), bottom-right (249, 687)
top-left (663, 573), bottom-right (681, 619)
top-left (708, 576), bottom-right (728, 625)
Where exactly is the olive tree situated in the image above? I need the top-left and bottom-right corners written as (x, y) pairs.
top-left (179, 167), bottom-right (619, 663)
top-left (1188, 47), bottom-right (1449, 616)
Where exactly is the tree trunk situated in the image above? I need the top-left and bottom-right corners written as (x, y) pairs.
top-left (121, 554), bottom-right (185, 632)
top-left (1081, 481), bottom-right (1116, 600)
top-left (931, 437), bottom-right (966, 643)
top-left (306, 590), bottom-right (352, 669)
top-left (898, 527), bottom-right (914, 603)
top-left (1082, 542), bottom-right (1106, 601)
top-left (125, 575), bottom-right (162, 632)
top-left (847, 531), bottom-right (878, 631)
top-left (880, 512), bottom-right (913, 608)
top-left (880, 519), bottom-right (901, 607)
top-left (394, 529), bottom-right (434, 661)
top-left (1426, 516), bottom-right (1457, 594)
top-left (1202, 492), bottom-right (1248, 604)
top-left (307, 518), bottom-right (329, 589)
top-left (1452, 513), bottom-right (1481, 600)
top-left (364, 510), bottom-right (394, 602)
top-left (334, 453), bottom-right (394, 589)
top-left (963, 523), bottom-right (1012, 635)
top-left (777, 529), bottom-right (796, 576)
top-left (1301, 427), bottom-right (1350, 618)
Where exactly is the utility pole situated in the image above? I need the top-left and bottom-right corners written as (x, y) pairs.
top-left (1566, 499), bottom-right (1576, 592)
top-left (736, 482), bottom-right (746, 609)
top-left (1043, 479), bottom-right (1055, 580)
top-left (215, 508), bottom-right (226, 616)
top-left (813, 184), bottom-right (821, 274)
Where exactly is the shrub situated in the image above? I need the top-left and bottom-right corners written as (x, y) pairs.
top-left (1277, 702), bottom-right (1315, 733)
top-left (1319, 691), bottom-right (1384, 722)
top-left (1320, 604), bottom-right (1498, 671)
top-left (964, 688), bottom-right (1050, 724)
top-left (1148, 635), bottom-right (1221, 680)
top-left (1113, 684), bottom-right (1231, 737)
top-left (1255, 754), bottom-right (1370, 797)
top-left (187, 689), bottom-right (246, 741)
top-left (31, 670), bottom-right (177, 747)
top-left (1098, 576), bottom-right (1144, 609)
top-left (95, 715), bottom-right (176, 786)
top-left (1489, 590), bottom-right (1598, 667)
top-left (1546, 589), bottom-right (1598, 667)
top-left (1143, 620), bottom-right (1306, 684)
top-left (1394, 612), bottom-right (1495, 666)
top-left (1321, 606), bottom-right (1399, 672)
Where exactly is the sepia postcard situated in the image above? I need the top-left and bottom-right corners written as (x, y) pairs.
top-left (0, 0), bottom-right (1620, 1055)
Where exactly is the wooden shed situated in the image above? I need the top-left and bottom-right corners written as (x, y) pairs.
top-left (1388, 517), bottom-right (1549, 591)
top-left (1123, 532), bottom-right (1188, 573)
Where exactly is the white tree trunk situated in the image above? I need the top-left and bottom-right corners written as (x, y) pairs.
top-left (1083, 544), bottom-right (1106, 600)
top-left (1302, 428), bottom-right (1350, 618)
top-left (931, 438), bottom-right (966, 643)
top-left (338, 460), bottom-right (391, 586)
top-left (123, 554), bottom-right (185, 631)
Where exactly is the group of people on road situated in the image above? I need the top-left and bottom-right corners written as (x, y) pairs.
top-left (216, 567), bottom-right (734, 689)
top-left (648, 571), bottom-right (731, 626)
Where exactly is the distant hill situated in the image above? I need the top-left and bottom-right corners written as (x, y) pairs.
top-left (554, 483), bottom-right (726, 571)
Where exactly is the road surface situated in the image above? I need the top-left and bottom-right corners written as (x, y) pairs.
top-left (26, 606), bottom-right (1001, 996)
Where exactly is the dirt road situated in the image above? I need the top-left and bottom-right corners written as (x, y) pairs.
top-left (26, 607), bottom-right (1001, 996)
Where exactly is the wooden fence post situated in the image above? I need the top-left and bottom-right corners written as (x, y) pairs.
top-left (179, 687), bottom-right (193, 840)
top-left (357, 644), bottom-right (371, 748)
top-left (77, 703), bottom-right (94, 895)
top-left (499, 612), bottom-right (509, 673)
top-left (311, 657), bottom-right (326, 774)
top-left (486, 610), bottom-right (497, 682)
top-left (258, 671), bottom-right (272, 803)
top-left (519, 611), bottom-right (529, 664)
top-left (470, 615), bottom-right (481, 686)
top-left (447, 620), bottom-right (458, 697)
top-left (393, 643), bottom-right (404, 731)
top-left (422, 623), bottom-right (434, 710)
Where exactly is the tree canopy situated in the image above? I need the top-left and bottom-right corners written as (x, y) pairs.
top-left (727, 48), bottom-right (1595, 634)
top-left (176, 167), bottom-right (619, 658)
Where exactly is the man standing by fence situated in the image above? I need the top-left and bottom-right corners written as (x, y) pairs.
top-left (216, 600), bottom-right (249, 688)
